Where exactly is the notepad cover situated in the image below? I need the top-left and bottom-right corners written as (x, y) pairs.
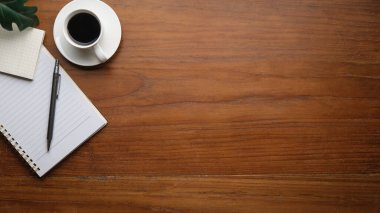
top-left (0, 27), bottom-right (45, 80)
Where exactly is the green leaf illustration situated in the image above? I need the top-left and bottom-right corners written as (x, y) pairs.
top-left (0, 0), bottom-right (39, 31)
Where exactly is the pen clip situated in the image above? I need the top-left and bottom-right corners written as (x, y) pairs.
top-left (56, 74), bottom-right (61, 99)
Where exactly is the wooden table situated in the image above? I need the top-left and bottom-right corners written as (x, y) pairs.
top-left (1, 0), bottom-right (380, 212)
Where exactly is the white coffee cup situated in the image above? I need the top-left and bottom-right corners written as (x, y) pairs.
top-left (62, 9), bottom-right (107, 62)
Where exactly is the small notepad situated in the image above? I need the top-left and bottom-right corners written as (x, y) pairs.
top-left (0, 27), bottom-right (45, 80)
top-left (0, 46), bottom-right (107, 177)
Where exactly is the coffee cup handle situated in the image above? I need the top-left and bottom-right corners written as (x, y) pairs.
top-left (94, 44), bottom-right (108, 62)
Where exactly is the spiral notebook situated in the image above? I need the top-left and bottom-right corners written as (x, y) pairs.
top-left (0, 46), bottom-right (107, 177)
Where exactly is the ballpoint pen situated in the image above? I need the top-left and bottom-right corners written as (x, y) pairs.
top-left (47, 59), bottom-right (61, 151)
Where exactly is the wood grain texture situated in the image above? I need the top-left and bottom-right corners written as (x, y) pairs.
top-left (1, 175), bottom-right (380, 213)
top-left (1, 0), bottom-right (380, 212)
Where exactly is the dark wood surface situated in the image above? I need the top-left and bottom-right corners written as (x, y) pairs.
top-left (1, 0), bottom-right (380, 212)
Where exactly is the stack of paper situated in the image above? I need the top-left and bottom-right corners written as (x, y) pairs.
top-left (0, 28), bottom-right (107, 177)
top-left (0, 27), bottom-right (45, 79)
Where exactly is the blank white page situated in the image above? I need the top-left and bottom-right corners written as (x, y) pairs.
top-left (0, 46), bottom-right (107, 176)
top-left (0, 27), bottom-right (45, 80)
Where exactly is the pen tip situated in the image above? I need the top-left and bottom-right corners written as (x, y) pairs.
top-left (47, 140), bottom-right (51, 152)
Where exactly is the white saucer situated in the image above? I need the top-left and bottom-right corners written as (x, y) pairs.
top-left (53, 0), bottom-right (122, 66)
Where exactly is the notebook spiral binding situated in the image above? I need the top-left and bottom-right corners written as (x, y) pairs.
top-left (0, 124), bottom-right (40, 172)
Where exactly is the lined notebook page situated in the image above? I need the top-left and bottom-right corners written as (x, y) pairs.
top-left (0, 27), bottom-right (45, 79)
top-left (0, 46), bottom-right (107, 176)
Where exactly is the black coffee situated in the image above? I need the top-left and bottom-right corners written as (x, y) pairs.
top-left (67, 13), bottom-right (101, 45)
